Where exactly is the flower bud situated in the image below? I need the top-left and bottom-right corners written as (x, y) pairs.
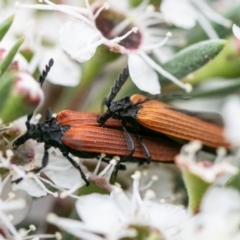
top-left (0, 72), bottom-right (44, 123)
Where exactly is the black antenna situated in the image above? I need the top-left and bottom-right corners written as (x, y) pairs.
top-left (27, 59), bottom-right (54, 122)
top-left (104, 67), bottom-right (129, 107)
top-left (38, 58), bottom-right (54, 87)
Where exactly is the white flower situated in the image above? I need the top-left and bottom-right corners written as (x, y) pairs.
top-left (176, 141), bottom-right (238, 183)
top-left (161, 0), bottom-right (232, 39)
top-left (0, 175), bottom-right (26, 240)
top-left (16, 0), bottom-right (191, 94)
top-left (9, 1), bottom-right (82, 87)
top-left (47, 171), bottom-right (187, 240)
top-left (181, 187), bottom-right (240, 240)
top-left (232, 24), bottom-right (240, 40)
top-left (222, 96), bottom-right (240, 146)
top-left (0, 149), bottom-right (57, 240)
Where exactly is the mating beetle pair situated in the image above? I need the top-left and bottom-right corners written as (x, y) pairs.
top-left (13, 60), bottom-right (230, 185)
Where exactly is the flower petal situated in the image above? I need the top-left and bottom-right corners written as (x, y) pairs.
top-left (59, 21), bottom-right (100, 62)
top-left (161, 0), bottom-right (197, 29)
top-left (76, 193), bottom-right (120, 234)
top-left (12, 178), bottom-right (47, 197)
top-left (148, 202), bottom-right (187, 238)
top-left (232, 24), bottom-right (240, 39)
top-left (128, 53), bottom-right (160, 94)
top-left (40, 47), bottom-right (81, 87)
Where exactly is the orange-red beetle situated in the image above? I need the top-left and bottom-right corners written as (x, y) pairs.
top-left (98, 68), bottom-right (230, 150)
top-left (13, 111), bottom-right (181, 185)
top-left (12, 60), bottom-right (179, 186)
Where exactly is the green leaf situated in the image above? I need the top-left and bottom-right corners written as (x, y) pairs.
top-left (159, 39), bottom-right (226, 84)
top-left (0, 14), bottom-right (14, 42)
top-left (190, 78), bottom-right (240, 98)
top-left (0, 72), bottom-right (16, 113)
top-left (182, 38), bottom-right (240, 86)
top-left (0, 37), bottom-right (24, 77)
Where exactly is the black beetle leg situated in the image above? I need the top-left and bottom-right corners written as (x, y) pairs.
top-left (136, 134), bottom-right (151, 164)
top-left (122, 124), bottom-right (135, 157)
top-left (63, 153), bottom-right (89, 186)
top-left (12, 146), bottom-right (50, 184)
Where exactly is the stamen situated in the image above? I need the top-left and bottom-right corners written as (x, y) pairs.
top-left (139, 51), bottom-right (191, 92)
top-left (60, 181), bottom-right (85, 198)
top-left (195, 10), bottom-right (219, 39)
top-left (0, 211), bottom-right (22, 239)
top-left (140, 175), bottom-right (158, 191)
top-left (29, 224), bottom-right (36, 231)
top-left (143, 32), bottom-right (172, 51)
top-left (47, 213), bottom-right (85, 229)
top-left (15, 2), bottom-right (56, 10)
top-left (110, 27), bottom-right (138, 44)
top-left (144, 189), bottom-right (156, 200)
top-left (85, 0), bottom-right (91, 12)
top-left (215, 147), bottom-right (227, 163)
top-left (46, 213), bottom-right (57, 223)
top-left (110, 17), bottom-right (133, 37)
top-left (32, 174), bottom-right (58, 196)
top-left (131, 171), bottom-right (143, 212)
top-left (16, 1), bottom-right (88, 14)
top-left (55, 232), bottom-right (62, 240)
top-left (192, 0), bottom-right (232, 28)
top-left (41, 0), bottom-right (93, 26)
top-left (93, 153), bottom-right (106, 175)
top-left (39, 176), bottom-right (63, 192)
top-left (0, 123), bottom-right (14, 132)
top-left (86, 32), bottom-right (102, 47)
top-left (189, 141), bottom-right (202, 152)
top-left (93, 2), bottom-right (110, 20)
top-left (98, 158), bottom-right (117, 182)
top-left (20, 224), bottom-right (37, 238)
top-left (71, 38), bottom-right (104, 60)
top-left (137, 11), bottom-right (165, 22)
top-left (140, 18), bottom-right (165, 27)
top-left (6, 150), bottom-right (14, 159)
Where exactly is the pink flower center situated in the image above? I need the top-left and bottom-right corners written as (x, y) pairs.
top-left (94, 8), bottom-right (142, 50)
